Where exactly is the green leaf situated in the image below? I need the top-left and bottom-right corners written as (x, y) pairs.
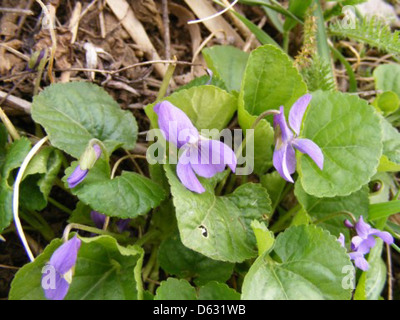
top-left (145, 85), bottom-right (237, 132)
top-left (165, 164), bottom-right (271, 262)
top-left (260, 171), bottom-right (287, 212)
top-left (31, 82), bottom-right (138, 158)
top-left (242, 225), bottom-right (354, 300)
top-left (240, 45), bottom-right (307, 118)
top-left (202, 46), bottom-right (249, 92)
top-left (380, 117), bottom-right (400, 169)
top-left (314, 0), bottom-right (334, 82)
top-left (68, 201), bottom-right (95, 225)
top-left (155, 279), bottom-right (240, 300)
top-left (251, 220), bottom-right (275, 255)
top-left (374, 64), bottom-right (400, 99)
top-left (290, 208), bottom-right (312, 226)
top-left (154, 278), bottom-right (197, 300)
top-left (295, 181), bottom-right (369, 238)
top-left (10, 235), bottom-right (144, 300)
top-left (198, 282), bottom-right (240, 300)
top-left (64, 159), bottom-right (166, 219)
top-left (298, 90), bottom-right (382, 197)
top-left (284, 0), bottom-right (312, 31)
top-left (175, 75), bottom-right (228, 92)
top-left (369, 200), bottom-right (400, 221)
top-left (238, 45), bottom-right (307, 175)
top-left (20, 147), bottom-right (62, 211)
top-left (158, 234), bottom-right (234, 286)
top-left (373, 91), bottom-right (399, 115)
top-left (0, 137), bottom-right (31, 232)
top-left (354, 240), bottom-right (386, 300)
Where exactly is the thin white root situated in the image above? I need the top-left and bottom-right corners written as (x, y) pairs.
top-left (13, 136), bottom-right (49, 262)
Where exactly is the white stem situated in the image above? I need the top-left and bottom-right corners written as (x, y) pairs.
top-left (188, 0), bottom-right (238, 24)
top-left (13, 136), bottom-right (49, 262)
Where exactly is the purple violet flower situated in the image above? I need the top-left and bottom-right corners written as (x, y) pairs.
top-left (42, 235), bottom-right (81, 300)
top-left (273, 94), bottom-right (324, 183)
top-left (339, 216), bottom-right (394, 271)
top-left (337, 233), bottom-right (369, 271)
top-left (67, 144), bottom-right (101, 189)
top-left (351, 216), bottom-right (394, 255)
top-left (154, 101), bottom-right (237, 193)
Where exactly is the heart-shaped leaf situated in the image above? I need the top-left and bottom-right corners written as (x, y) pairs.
top-left (164, 164), bottom-right (271, 263)
top-left (64, 160), bottom-right (166, 219)
top-left (32, 82), bottom-right (138, 158)
top-left (242, 225), bottom-right (354, 300)
top-left (298, 90), bottom-right (382, 197)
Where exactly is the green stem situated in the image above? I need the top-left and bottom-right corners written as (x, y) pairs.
top-left (314, 0), bottom-right (335, 86)
top-left (391, 243), bottom-right (400, 254)
top-left (48, 197), bottom-right (73, 215)
top-left (313, 211), bottom-right (357, 226)
top-left (283, 31), bottom-right (290, 53)
top-left (135, 229), bottom-right (161, 247)
top-left (142, 246), bottom-right (158, 282)
top-left (0, 107), bottom-right (20, 140)
top-left (156, 58), bottom-right (177, 101)
top-left (224, 172), bottom-right (237, 195)
top-left (20, 210), bottom-right (55, 242)
top-left (330, 44), bottom-right (357, 92)
top-left (62, 223), bottom-right (125, 242)
top-left (270, 204), bottom-right (301, 233)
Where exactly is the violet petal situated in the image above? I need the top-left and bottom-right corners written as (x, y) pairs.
top-left (43, 272), bottom-right (70, 301)
top-left (355, 216), bottom-right (372, 239)
top-left (176, 148), bottom-right (205, 193)
top-left (288, 94), bottom-right (312, 136)
top-left (292, 138), bottom-right (324, 170)
top-left (67, 166), bottom-right (88, 189)
top-left (49, 235), bottom-right (81, 275)
top-left (154, 101), bottom-right (199, 148)
top-left (344, 219), bottom-right (354, 229)
top-left (190, 139), bottom-right (237, 178)
top-left (349, 252), bottom-right (369, 271)
top-left (93, 144), bottom-right (102, 159)
top-left (338, 233), bottom-right (346, 248)
top-left (273, 143), bottom-right (295, 183)
top-left (273, 106), bottom-right (293, 143)
top-left (371, 229), bottom-right (394, 245)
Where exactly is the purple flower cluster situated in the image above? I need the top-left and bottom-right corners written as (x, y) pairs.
top-left (338, 216), bottom-right (394, 271)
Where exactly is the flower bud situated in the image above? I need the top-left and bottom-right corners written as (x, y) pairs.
top-left (27, 49), bottom-right (47, 72)
top-left (79, 144), bottom-right (102, 170)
